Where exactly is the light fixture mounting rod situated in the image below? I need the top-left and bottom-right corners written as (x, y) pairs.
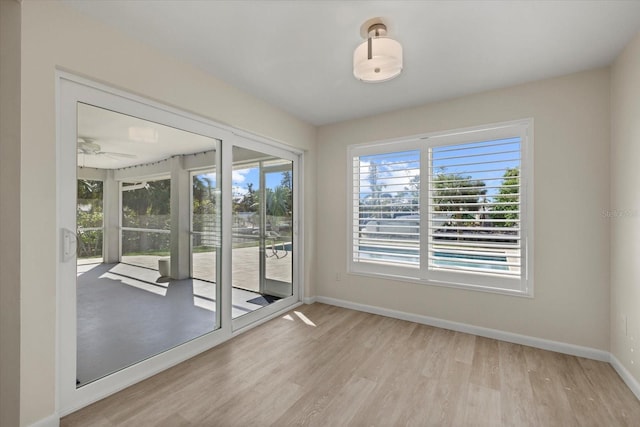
top-left (366, 23), bottom-right (387, 60)
top-left (367, 23), bottom-right (387, 38)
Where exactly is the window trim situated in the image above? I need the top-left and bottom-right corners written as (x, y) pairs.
top-left (347, 119), bottom-right (534, 297)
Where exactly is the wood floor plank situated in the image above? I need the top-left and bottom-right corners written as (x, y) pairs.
top-left (421, 327), bottom-right (457, 379)
top-left (61, 304), bottom-right (640, 427)
top-left (353, 318), bottom-right (417, 383)
top-left (498, 341), bottom-right (539, 426)
top-left (469, 336), bottom-right (501, 391)
top-left (307, 375), bottom-right (377, 427)
top-left (204, 373), bottom-right (301, 426)
top-left (523, 346), bottom-right (579, 426)
top-left (577, 357), bottom-right (640, 426)
top-left (555, 354), bottom-right (615, 427)
top-left (272, 317), bottom-right (386, 425)
top-left (348, 322), bottom-right (434, 425)
top-left (395, 374), bottom-right (435, 426)
top-left (460, 383), bottom-right (502, 427)
top-left (150, 413), bottom-right (192, 427)
top-left (425, 361), bottom-right (473, 426)
top-left (453, 331), bottom-right (477, 364)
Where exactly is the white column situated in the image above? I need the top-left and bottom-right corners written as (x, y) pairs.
top-left (170, 156), bottom-right (191, 279)
top-left (103, 170), bottom-right (120, 263)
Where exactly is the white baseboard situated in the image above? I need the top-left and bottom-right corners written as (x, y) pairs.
top-left (610, 354), bottom-right (640, 401)
top-left (28, 413), bottom-right (59, 427)
top-left (303, 296), bottom-right (317, 304)
top-left (314, 296), bottom-right (610, 362)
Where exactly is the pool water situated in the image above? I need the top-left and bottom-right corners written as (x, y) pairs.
top-left (433, 251), bottom-right (508, 271)
top-left (359, 246), bottom-right (509, 271)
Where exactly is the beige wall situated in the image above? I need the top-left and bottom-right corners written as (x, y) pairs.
top-left (19, 1), bottom-right (316, 425)
top-left (0, 1), bottom-right (22, 426)
top-left (317, 68), bottom-right (611, 351)
top-left (14, 0), bottom-right (639, 423)
top-left (611, 31), bottom-right (640, 386)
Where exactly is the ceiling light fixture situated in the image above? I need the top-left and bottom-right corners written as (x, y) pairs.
top-left (353, 19), bottom-right (403, 83)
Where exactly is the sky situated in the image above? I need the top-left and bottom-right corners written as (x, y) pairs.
top-left (358, 137), bottom-right (521, 200)
top-left (196, 168), bottom-right (289, 197)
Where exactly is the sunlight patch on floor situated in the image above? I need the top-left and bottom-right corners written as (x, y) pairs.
top-left (193, 296), bottom-right (216, 311)
top-left (294, 311), bottom-right (316, 327)
top-left (99, 272), bottom-right (168, 296)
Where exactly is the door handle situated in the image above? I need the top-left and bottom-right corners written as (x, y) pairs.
top-left (62, 228), bottom-right (77, 262)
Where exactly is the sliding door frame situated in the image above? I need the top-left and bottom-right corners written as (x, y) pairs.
top-left (56, 72), bottom-right (304, 416)
top-left (228, 137), bottom-right (302, 331)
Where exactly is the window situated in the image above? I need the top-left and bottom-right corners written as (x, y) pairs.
top-left (348, 120), bottom-right (533, 296)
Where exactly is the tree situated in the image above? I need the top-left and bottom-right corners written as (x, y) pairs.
top-left (121, 179), bottom-right (171, 254)
top-left (432, 172), bottom-right (487, 226)
top-left (235, 182), bottom-right (258, 213)
top-left (192, 175), bottom-right (218, 248)
top-left (77, 179), bottom-right (104, 258)
top-left (265, 186), bottom-right (290, 217)
top-left (193, 175), bottom-right (214, 212)
top-left (490, 167), bottom-right (519, 228)
top-left (280, 170), bottom-right (292, 191)
top-left (363, 161), bottom-right (393, 218)
top-left (400, 174), bottom-right (420, 213)
top-left (277, 170), bottom-right (293, 217)
top-left (77, 179), bottom-right (102, 201)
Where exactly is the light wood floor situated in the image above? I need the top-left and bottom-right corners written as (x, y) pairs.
top-left (62, 303), bottom-right (640, 426)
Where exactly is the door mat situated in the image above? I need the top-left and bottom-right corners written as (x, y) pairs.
top-left (246, 295), bottom-right (281, 306)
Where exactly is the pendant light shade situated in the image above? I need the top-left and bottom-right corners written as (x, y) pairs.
top-left (353, 21), bottom-right (403, 83)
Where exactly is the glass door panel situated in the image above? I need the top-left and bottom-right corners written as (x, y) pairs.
top-left (75, 103), bottom-right (220, 387)
top-left (263, 164), bottom-right (293, 297)
top-left (231, 147), bottom-right (294, 319)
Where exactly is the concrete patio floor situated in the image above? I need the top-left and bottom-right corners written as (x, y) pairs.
top-left (76, 261), bottom-right (292, 385)
top-left (120, 245), bottom-right (293, 294)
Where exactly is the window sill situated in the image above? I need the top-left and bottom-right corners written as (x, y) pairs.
top-left (346, 268), bottom-right (533, 298)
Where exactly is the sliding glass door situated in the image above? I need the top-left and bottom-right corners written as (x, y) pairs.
top-left (75, 103), bottom-right (221, 388)
top-left (231, 145), bottom-right (297, 329)
top-left (58, 74), bottom-right (301, 414)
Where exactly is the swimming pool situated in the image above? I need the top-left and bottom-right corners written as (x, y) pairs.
top-left (432, 251), bottom-right (508, 271)
top-left (358, 246), bottom-right (509, 271)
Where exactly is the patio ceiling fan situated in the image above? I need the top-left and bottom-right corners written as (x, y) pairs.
top-left (77, 137), bottom-right (137, 159)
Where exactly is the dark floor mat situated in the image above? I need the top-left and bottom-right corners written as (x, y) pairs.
top-left (246, 295), bottom-right (281, 306)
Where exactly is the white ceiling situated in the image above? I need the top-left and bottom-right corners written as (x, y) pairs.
top-left (64, 0), bottom-right (640, 126)
top-left (77, 103), bottom-right (217, 170)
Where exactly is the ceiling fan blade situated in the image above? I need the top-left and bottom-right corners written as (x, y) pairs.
top-left (101, 151), bottom-right (137, 159)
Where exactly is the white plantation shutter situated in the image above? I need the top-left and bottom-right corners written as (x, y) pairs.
top-left (428, 138), bottom-right (521, 279)
top-left (352, 150), bottom-right (421, 268)
top-left (348, 120), bottom-right (532, 295)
